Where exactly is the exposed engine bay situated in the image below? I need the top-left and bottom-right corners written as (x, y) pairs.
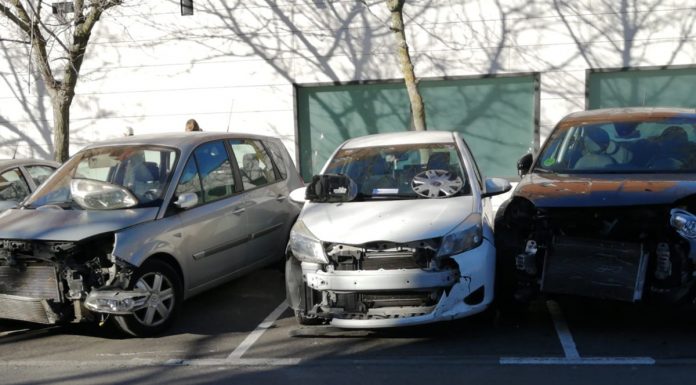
top-left (497, 198), bottom-right (696, 304)
top-left (0, 234), bottom-right (134, 324)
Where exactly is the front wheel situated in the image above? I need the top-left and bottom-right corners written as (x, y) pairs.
top-left (285, 257), bottom-right (324, 326)
top-left (113, 259), bottom-right (182, 337)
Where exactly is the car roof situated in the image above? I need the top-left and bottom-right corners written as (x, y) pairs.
top-left (79, 132), bottom-right (279, 153)
top-left (558, 107), bottom-right (696, 128)
top-left (341, 131), bottom-right (456, 149)
top-left (0, 159), bottom-right (59, 171)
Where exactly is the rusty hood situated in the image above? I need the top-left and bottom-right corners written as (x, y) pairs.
top-left (516, 173), bottom-right (696, 207)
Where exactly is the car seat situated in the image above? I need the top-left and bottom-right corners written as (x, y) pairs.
top-left (426, 152), bottom-right (450, 171)
top-left (574, 127), bottom-right (616, 169)
top-left (132, 161), bottom-right (160, 200)
top-left (361, 156), bottom-right (395, 195)
top-left (649, 126), bottom-right (689, 169)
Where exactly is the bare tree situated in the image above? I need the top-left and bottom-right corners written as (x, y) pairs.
top-left (386, 0), bottom-right (426, 130)
top-left (0, 0), bottom-right (122, 161)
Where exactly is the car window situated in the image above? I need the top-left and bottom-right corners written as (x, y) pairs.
top-left (25, 165), bottom-right (55, 187)
top-left (264, 140), bottom-right (288, 180)
top-left (324, 143), bottom-right (470, 200)
top-left (75, 148), bottom-right (175, 204)
top-left (0, 168), bottom-right (31, 201)
top-left (193, 140), bottom-right (236, 203)
top-left (229, 139), bottom-right (278, 189)
top-left (175, 157), bottom-right (203, 206)
top-left (24, 146), bottom-right (178, 209)
top-left (536, 118), bottom-right (696, 173)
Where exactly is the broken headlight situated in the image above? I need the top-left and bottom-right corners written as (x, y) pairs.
top-left (289, 220), bottom-right (328, 264)
top-left (436, 213), bottom-right (483, 258)
top-left (671, 208), bottom-right (696, 240)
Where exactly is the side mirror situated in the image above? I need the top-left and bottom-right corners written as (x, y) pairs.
top-left (517, 153), bottom-right (533, 177)
top-left (305, 174), bottom-right (358, 203)
top-left (173, 192), bottom-right (198, 209)
top-left (482, 177), bottom-right (512, 198)
top-left (289, 187), bottom-right (307, 204)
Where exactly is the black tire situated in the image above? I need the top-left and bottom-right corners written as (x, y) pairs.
top-left (113, 259), bottom-right (182, 337)
top-left (285, 257), bottom-right (324, 325)
top-left (495, 248), bottom-right (531, 318)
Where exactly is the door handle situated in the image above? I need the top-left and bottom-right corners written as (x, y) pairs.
top-left (232, 208), bottom-right (246, 214)
top-left (276, 195), bottom-right (287, 201)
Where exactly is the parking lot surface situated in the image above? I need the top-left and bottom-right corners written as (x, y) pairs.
top-left (3, 267), bottom-right (696, 384)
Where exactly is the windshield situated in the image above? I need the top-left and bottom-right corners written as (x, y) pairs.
top-left (536, 117), bottom-right (696, 174)
top-left (324, 143), bottom-right (469, 200)
top-left (24, 146), bottom-right (178, 209)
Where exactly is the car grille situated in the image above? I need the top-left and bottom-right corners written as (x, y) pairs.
top-left (334, 305), bottom-right (436, 320)
top-left (362, 250), bottom-right (423, 270)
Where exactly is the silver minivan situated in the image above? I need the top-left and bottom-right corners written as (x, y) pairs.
top-left (0, 132), bottom-right (303, 336)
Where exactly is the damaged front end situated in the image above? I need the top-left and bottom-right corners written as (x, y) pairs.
top-left (0, 233), bottom-right (141, 324)
top-left (286, 217), bottom-right (495, 328)
top-left (499, 198), bottom-right (696, 305)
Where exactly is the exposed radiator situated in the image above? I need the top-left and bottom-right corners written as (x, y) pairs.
top-left (541, 236), bottom-right (648, 302)
top-left (362, 251), bottom-right (422, 270)
top-left (0, 294), bottom-right (58, 324)
top-left (0, 265), bottom-right (62, 324)
top-left (0, 265), bottom-right (61, 299)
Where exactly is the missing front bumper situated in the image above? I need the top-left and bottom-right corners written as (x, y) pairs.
top-left (541, 236), bottom-right (648, 302)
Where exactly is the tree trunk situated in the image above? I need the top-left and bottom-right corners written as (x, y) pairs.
top-left (388, 0), bottom-right (426, 131)
top-left (52, 95), bottom-right (71, 162)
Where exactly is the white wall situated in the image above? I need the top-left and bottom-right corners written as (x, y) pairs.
top-left (1, 0), bottom-right (695, 162)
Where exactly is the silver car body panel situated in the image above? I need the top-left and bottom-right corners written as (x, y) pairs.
top-left (0, 207), bottom-right (159, 241)
top-left (300, 196), bottom-right (475, 245)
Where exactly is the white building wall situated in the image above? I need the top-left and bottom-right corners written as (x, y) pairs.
top-left (1, 0), bottom-right (695, 161)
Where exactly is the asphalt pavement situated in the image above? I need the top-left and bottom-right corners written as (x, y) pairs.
top-left (2, 267), bottom-right (696, 384)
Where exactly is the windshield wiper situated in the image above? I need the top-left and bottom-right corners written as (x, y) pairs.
top-left (358, 193), bottom-right (418, 200)
top-left (533, 167), bottom-right (554, 173)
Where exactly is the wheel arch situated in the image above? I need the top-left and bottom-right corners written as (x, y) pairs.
top-left (142, 253), bottom-right (186, 294)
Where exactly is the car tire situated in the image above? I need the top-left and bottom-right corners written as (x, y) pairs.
top-left (495, 248), bottom-right (531, 317)
top-left (113, 259), bottom-right (182, 337)
top-left (285, 257), bottom-right (324, 326)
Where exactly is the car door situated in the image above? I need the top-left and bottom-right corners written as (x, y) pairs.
top-left (229, 138), bottom-right (290, 267)
top-left (172, 140), bottom-right (250, 291)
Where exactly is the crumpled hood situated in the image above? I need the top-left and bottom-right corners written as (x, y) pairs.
top-left (0, 207), bottom-right (160, 241)
top-left (300, 196), bottom-right (476, 244)
top-left (516, 173), bottom-right (696, 208)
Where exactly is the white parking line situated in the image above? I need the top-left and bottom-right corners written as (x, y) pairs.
top-left (546, 299), bottom-right (580, 359)
top-left (500, 357), bottom-right (655, 365)
top-left (500, 300), bottom-right (655, 366)
top-left (227, 300), bottom-right (288, 360)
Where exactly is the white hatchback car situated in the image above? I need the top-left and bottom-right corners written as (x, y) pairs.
top-left (286, 131), bottom-right (511, 328)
